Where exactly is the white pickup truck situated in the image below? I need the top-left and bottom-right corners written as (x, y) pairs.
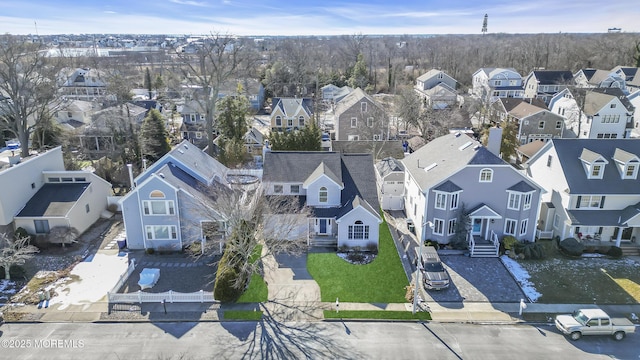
top-left (555, 308), bottom-right (636, 341)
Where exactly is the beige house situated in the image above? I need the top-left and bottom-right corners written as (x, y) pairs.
top-left (270, 98), bottom-right (314, 132)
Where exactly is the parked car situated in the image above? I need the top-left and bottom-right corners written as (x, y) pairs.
top-left (555, 308), bottom-right (635, 341)
top-left (416, 246), bottom-right (450, 290)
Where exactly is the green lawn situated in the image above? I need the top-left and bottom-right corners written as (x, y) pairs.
top-left (324, 310), bottom-right (431, 320)
top-left (224, 310), bottom-right (263, 320)
top-left (237, 245), bottom-right (268, 303)
top-left (307, 221), bottom-right (408, 303)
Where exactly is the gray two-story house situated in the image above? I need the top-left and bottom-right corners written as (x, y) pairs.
top-left (403, 133), bottom-right (544, 257)
top-left (334, 88), bottom-right (388, 141)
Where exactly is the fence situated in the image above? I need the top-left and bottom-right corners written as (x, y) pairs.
top-left (108, 289), bottom-right (215, 304)
top-left (109, 258), bottom-right (137, 294)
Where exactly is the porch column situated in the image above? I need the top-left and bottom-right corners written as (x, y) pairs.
top-left (615, 226), bottom-right (623, 248)
top-left (484, 219), bottom-right (489, 240)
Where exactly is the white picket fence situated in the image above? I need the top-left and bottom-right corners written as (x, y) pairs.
top-left (108, 289), bottom-right (215, 304)
top-left (110, 258), bottom-right (137, 294)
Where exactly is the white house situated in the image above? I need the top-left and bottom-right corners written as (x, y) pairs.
top-left (472, 68), bottom-right (524, 102)
top-left (375, 157), bottom-right (405, 210)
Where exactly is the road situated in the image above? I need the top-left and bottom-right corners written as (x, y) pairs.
top-left (0, 321), bottom-right (637, 360)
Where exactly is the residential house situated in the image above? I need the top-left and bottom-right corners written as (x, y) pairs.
top-left (79, 103), bottom-right (148, 153)
top-left (120, 140), bottom-right (230, 251)
top-left (0, 146), bottom-right (111, 237)
top-left (270, 98), bottom-right (314, 132)
top-left (53, 100), bottom-right (96, 131)
top-left (244, 127), bottom-right (265, 159)
top-left (334, 88), bottom-right (388, 141)
top-left (523, 70), bottom-right (573, 105)
top-left (218, 78), bottom-right (265, 112)
top-left (472, 68), bottom-right (524, 102)
top-left (262, 151), bottom-right (382, 249)
top-left (375, 157), bottom-right (405, 211)
top-left (526, 138), bottom-right (640, 248)
top-left (414, 69), bottom-right (458, 108)
top-left (574, 68), bottom-right (627, 92)
top-left (491, 98), bottom-right (547, 123)
top-left (517, 110), bottom-right (566, 144)
top-left (549, 88), bottom-right (635, 139)
top-left (60, 68), bottom-right (109, 101)
top-left (321, 84), bottom-right (353, 104)
top-left (628, 91), bottom-right (640, 136)
top-left (402, 133), bottom-right (544, 256)
top-left (178, 100), bottom-right (208, 147)
top-left (611, 66), bottom-right (640, 92)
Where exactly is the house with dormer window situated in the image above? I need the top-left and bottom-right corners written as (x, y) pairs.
top-left (523, 70), bottom-right (573, 105)
top-left (270, 98), bottom-right (314, 132)
top-left (472, 68), bottom-right (524, 103)
top-left (526, 139), bottom-right (640, 249)
top-left (120, 140), bottom-right (230, 251)
top-left (402, 133), bottom-right (544, 257)
top-left (262, 151), bottom-right (381, 249)
top-left (414, 69), bottom-right (459, 108)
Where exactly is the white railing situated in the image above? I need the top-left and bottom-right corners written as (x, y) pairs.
top-left (468, 232), bottom-right (475, 257)
top-left (110, 259), bottom-right (137, 294)
top-left (536, 229), bottom-right (554, 239)
top-left (490, 231), bottom-right (500, 256)
top-left (108, 289), bottom-right (215, 304)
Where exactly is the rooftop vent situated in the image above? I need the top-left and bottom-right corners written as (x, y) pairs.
top-left (458, 141), bottom-right (473, 151)
top-left (158, 173), bottom-right (165, 178)
top-left (424, 163), bottom-right (438, 172)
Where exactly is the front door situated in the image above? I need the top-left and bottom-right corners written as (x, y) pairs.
top-left (472, 218), bottom-right (482, 235)
top-left (319, 219), bottom-right (327, 234)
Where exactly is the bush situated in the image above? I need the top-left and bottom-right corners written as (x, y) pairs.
top-left (213, 250), bottom-right (245, 303)
top-left (515, 242), bottom-right (546, 260)
top-left (365, 242), bottom-right (378, 253)
top-left (607, 246), bottom-right (623, 258)
top-left (501, 235), bottom-right (518, 250)
top-left (0, 265), bottom-right (26, 280)
top-left (425, 240), bottom-right (439, 249)
top-left (559, 237), bottom-right (584, 257)
top-left (347, 251), bottom-right (366, 263)
top-left (14, 227), bottom-right (31, 241)
top-left (145, 248), bottom-right (155, 255)
top-left (338, 245), bottom-right (350, 253)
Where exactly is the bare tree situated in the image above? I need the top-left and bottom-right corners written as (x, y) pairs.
top-left (1, 233), bottom-right (39, 280)
top-left (48, 226), bottom-right (80, 249)
top-left (174, 33), bottom-right (254, 156)
top-left (0, 34), bottom-right (63, 157)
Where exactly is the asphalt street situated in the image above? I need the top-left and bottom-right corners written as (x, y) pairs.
top-left (0, 321), bottom-right (637, 360)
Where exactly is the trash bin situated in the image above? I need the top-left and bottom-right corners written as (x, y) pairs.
top-left (406, 220), bottom-right (415, 234)
top-left (117, 239), bottom-right (127, 250)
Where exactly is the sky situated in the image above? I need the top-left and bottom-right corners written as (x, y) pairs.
top-left (1, 0), bottom-right (639, 36)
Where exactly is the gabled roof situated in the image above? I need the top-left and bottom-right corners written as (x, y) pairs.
top-left (422, 83), bottom-right (457, 97)
top-left (402, 133), bottom-right (505, 191)
top-left (494, 98), bottom-right (546, 113)
top-left (272, 98), bottom-right (313, 117)
top-left (517, 140), bottom-right (546, 159)
top-left (587, 69), bottom-right (622, 86)
top-left (474, 67), bottom-right (522, 80)
top-left (264, 152), bottom-right (342, 183)
top-left (530, 70), bottom-right (573, 85)
top-left (376, 157), bottom-right (405, 178)
top-left (575, 68), bottom-right (597, 81)
top-left (62, 68), bottom-right (106, 87)
top-left (303, 162), bottom-right (344, 188)
top-left (468, 203), bottom-right (501, 218)
top-left (416, 69), bottom-right (457, 84)
top-left (433, 180), bottom-right (462, 192)
top-left (520, 109), bottom-right (564, 123)
top-left (509, 102), bottom-right (547, 119)
top-left (334, 88), bottom-right (385, 116)
top-left (549, 139), bottom-right (640, 195)
top-left (180, 100), bottom-right (205, 114)
top-left (245, 127), bottom-right (264, 144)
top-left (507, 180), bottom-right (536, 193)
top-left (584, 87), bottom-right (634, 114)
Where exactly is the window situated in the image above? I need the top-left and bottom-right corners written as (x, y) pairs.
top-left (433, 219), bottom-right (445, 235)
top-left (274, 185), bottom-right (283, 193)
top-left (150, 190), bottom-right (165, 198)
top-left (555, 121), bottom-right (562, 129)
top-left (361, 102), bottom-right (367, 112)
top-left (74, 177), bottom-right (86, 182)
top-left (610, 103), bottom-right (616, 108)
top-left (195, 132), bottom-right (202, 139)
top-left (495, 80), bottom-right (502, 86)
top-left (31, 183), bottom-right (35, 189)
top-left (435, 193), bottom-right (446, 210)
top-left (34, 220), bottom-right (50, 234)
top-left (48, 177), bottom-right (60, 182)
top-left (450, 193), bottom-right (459, 209)
top-left (275, 116), bottom-right (282, 126)
top-left (553, 214), bottom-right (560, 228)
top-left (519, 219), bottom-right (528, 236)
top-left (319, 187), bottom-right (328, 203)
top-left (348, 135), bottom-right (360, 141)
top-left (538, 121), bottom-right (545, 129)
top-left (287, 118), bottom-right (294, 127)
top-left (507, 193), bottom-right (521, 210)
top-left (373, 134), bottom-right (380, 141)
top-left (142, 200), bottom-right (175, 215)
top-left (479, 168), bottom-right (493, 182)
top-left (625, 164), bottom-right (637, 178)
top-left (505, 219), bottom-right (517, 235)
top-left (351, 117), bottom-right (357, 128)
top-left (591, 164), bottom-right (602, 177)
top-left (448, 219), bottom-right (456, 235)
top-left (367, 117), bottom-right (374, 127)
top-left (578, 195), bottom-right (603, 209)
top-left (299, 116), bottom-right (305, 127)
top-left (145, 225), bottom-right (178, 240)
top-left (547, 155), bottom-right (553, 167)
top-left (523, 193), bottom-right (532, 210)
top-left (348, 220), bottom-right (369, 239)
top-left (290, 185), bottom-right (300, 194)
top-left (190, 114), bottom-right (196, 122)
top-left (67, 111), bottom-right (72, 118)
top-left (85, 204), bottom-right (90, 213)
top-left (61, 177), bottom-right (73, 182)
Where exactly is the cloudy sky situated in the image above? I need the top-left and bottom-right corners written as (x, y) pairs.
top-left (1, 0), bottom-right (638, 36)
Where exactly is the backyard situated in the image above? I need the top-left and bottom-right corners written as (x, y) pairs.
top-left (307, 221), bottom-right (408, 303)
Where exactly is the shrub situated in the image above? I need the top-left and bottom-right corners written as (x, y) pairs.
top-left (213, 245), bottom-right (247, 303)
top-left (515, 242), bottom-right (546, 260)
top-left (501, 235), bottom-right (518, 250)
top-left (559, 237), bottom-right (584, 257)
top-left (607, 246), bottom-right (623, 259)
top-left (145, 248), bottom-right (155, 255)
top-left (0, 265), bottom-right (26, 280)
top-left (425, 240), bottom-right (439, 249)
top-left (338, 245), bottom-right (350, 253)
top-left (347, 251), bottom-right (366, 263)
top-left (14, 227), bottom-right (31, 241)
top-left (187, 241), bottom-right (202, 255)
top-left (365, 242), bottom-right (378, 253)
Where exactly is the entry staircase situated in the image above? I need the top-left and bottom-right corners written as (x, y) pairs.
top-left (468, 231), bottom-right (499, 258)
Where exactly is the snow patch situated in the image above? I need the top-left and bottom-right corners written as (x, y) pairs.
top-left (500, 255), bottom-right (541, 302)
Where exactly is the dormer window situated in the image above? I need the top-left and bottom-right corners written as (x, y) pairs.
top-left (612, 148), bottom-right (639, 179)
top-left (479, 168), bottom-right (493, 182)
top-left (591, 163), bottom-right (603, 177)
top-left (580, 148), bottom-right (608, 179)
top-left (625, 163), bottom-right (637, 178)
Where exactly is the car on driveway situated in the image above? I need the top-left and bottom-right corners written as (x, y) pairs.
top-left (416, 246), bottom-right (450, 290)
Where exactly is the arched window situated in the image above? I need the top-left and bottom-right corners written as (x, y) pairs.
top-left (275, 116), bottom-right (282, 127)
top-left (149, 190), bottom-right (165, 198)
top-left (348, 220), bottom-right (370, 239)
top-left (479, 168), bottom-right (493, 182)
top-left (299, 116), bottom-right (305, 127)
top-left (319, 187), bottom-right (328, 203)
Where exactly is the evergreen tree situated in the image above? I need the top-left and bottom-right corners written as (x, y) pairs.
top-left (450, 203), bottom-right (470, 250)
top-left (144, 68), bottom-right (153, 99)
top-left (634, 41), bottom-right (640, 68)
top-left (268, 122), bottom-right (321, 151)
top-left (499, 120), bottom-right (519, 162)
top-left (217, 86), bottom-right (250, 141)
top-left (348, 53), bottom-right (370, 91)
top-left (139, 109), bottom-right (170, 162)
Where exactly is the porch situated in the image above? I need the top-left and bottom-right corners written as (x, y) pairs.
top-left (467, 231), bottom-right (500, 258)
top-left (578, 237), bottom-right (640, 256)
top-left (308, 218), bottom-right (337, 248)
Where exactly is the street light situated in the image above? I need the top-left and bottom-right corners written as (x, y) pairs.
top-left (413, 221), bottom-right (434, 314)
